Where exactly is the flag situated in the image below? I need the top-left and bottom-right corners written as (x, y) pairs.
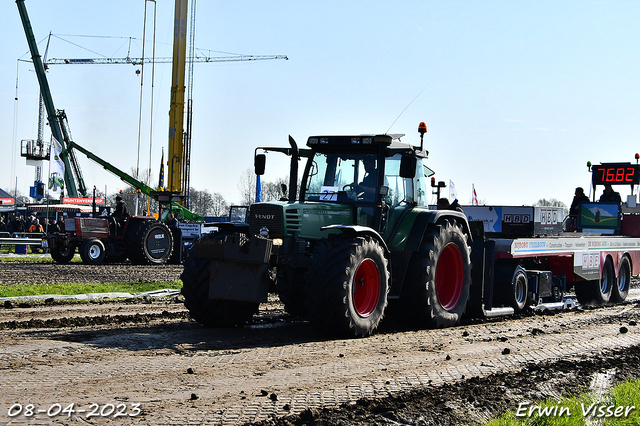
top-left (256, 174), bottom-right (262, 203)
top-left (158, 148), bottom-right (165, 191)
top-left (48, 136), bottom-right (65, 198)
top-left (449, 180), bottom-right (458, 202)
top-left (472, 184), bottom-right (479, 205)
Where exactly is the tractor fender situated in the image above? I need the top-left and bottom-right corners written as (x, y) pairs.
top-left (407, 210), bottom-right (472, 251)
top-left (320, 224), bottom-right (390, 254)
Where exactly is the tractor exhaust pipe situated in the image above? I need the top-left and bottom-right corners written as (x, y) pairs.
top-left (288, 135), bottom-right (299, 202)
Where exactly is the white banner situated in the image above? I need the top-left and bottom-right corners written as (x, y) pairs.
top-left (48, 136), bottom-right (65, 198)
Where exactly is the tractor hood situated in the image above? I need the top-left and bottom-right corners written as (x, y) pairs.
top-left (248, 201), bottom-right (355, 240)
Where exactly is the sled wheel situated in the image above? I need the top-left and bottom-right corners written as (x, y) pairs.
top-left (611, 256), bottom-right (631, 303)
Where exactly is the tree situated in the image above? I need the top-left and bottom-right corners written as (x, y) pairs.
top-left (535, 198), bottom-right (568, 216)
top-left (238, 168), bottom-right (256, 206)
top-left (262, 176), bottom-right (289, 202)
top-left (189, 188), bottom-right (229, 217)
top-left (113, 167), bottom-right (159, 216)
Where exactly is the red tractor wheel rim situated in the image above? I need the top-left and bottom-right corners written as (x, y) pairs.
top-left (436, 243), bottom-right (464, 311)
top-left (352, 258), bottom-right (380, 317)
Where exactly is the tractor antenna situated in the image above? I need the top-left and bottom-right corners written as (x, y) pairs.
top-left (385, 84), bottom-right (429, 135)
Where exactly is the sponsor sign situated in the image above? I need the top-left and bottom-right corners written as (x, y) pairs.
top-left (178, 223), bottom-right (202, 239)
top-left (0, 198), bottom-right (14, 205)
top-left (63, 197), bottom-right (105, 205)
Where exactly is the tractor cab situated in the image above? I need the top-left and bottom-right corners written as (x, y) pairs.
top-left (299, 134), bottom-right (433, 233)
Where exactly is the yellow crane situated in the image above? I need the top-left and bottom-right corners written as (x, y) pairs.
top-left (43, 0), bottom-right (287, 209)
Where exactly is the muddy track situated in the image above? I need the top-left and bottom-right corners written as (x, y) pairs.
top-left (2, 260), bottom-right (640, 425)
top-left (0, 260), bottom-right (183, 285)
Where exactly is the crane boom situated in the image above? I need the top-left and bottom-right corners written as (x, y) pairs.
top-left (16, 0), bottom-right (82, 197)
top-left (43, 54), bottom-right (288, 66)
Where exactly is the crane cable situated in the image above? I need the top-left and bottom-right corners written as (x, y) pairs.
top-left (136, 0), bottom-right (158, 216)
top-left (147, 1), bottom-right (158, 215)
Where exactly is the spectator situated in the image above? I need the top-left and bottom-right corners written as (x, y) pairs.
top-left (12, 215), bottom-right (25, 234)
top-left (570, 187), bottom-right (590, 216)
top-left (28, 218), bottom-right (43, 233)
top-left (48, 218), bottom-right (61, 234)
top-left (599, 184), bottom-right (622, 204)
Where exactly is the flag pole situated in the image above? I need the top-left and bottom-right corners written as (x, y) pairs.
top-left (45, 137), bottom-right (52, 234)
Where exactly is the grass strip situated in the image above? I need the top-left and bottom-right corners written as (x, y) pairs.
top-left (0, 281), bottom-right (182, 298)
top-left (482, 378), bottom-right (640, 425)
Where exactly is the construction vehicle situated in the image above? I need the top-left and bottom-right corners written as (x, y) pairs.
top-left (16, 0), bottom-right (221, 264)
top-left (181, 123), bottom-right (640, 338)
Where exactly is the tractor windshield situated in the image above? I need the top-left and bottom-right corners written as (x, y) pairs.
top-left (304, 152), bottom-right (378, 202)
top-left (384, 154), bottom-right (414, 206)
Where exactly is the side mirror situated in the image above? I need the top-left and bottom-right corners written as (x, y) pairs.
top-left (255, 154), bottom-right (266, 175)
top-left (399, 155), bottom-right (417, 178)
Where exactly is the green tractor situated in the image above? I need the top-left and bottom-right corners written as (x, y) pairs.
top-left (181, 124), bottom-right (473, 337)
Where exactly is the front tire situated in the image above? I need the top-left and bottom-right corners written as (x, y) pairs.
top-left (50, 241), bottom-right (75, 264)
top-left (181, 247), bottom-right (258, 327)
top-left (80, 239), bottom-right (106, 265)
top-left (276, 266), bottom-right (307, 318)
top-left (305, 235), bottom-right (390, 338)
top-left (398, 219), bottom-right (472, 328)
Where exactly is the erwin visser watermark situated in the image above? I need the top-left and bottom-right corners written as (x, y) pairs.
top-left (515, 402), bottom-right (636, 419)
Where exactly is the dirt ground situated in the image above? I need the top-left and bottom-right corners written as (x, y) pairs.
top-left (1, 260), bottom-right (640, 425)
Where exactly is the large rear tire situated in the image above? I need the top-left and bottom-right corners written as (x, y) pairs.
top-left (398, 219), bottom-right (472, 328)
top-left (611, 256), bottom-right (631, 303)
top-left (79, 239), bottom-right (106, 265)
top-left (305, 235), bottom-right (390, 338)
top-left (126, 220), bottom-right (173, 265)
top-left (181, 246), bottom-right (258, 327)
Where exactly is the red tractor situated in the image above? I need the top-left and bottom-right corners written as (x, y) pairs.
top-left (49, 216), bottom-right (173, 265)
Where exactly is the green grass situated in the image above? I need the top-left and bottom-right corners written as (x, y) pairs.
top-left (0, 253), bottom-right (81, 262)
top-left (481, 379), bottom-right (640, 426)
top-left (0, 281), bottom-right (182, 298)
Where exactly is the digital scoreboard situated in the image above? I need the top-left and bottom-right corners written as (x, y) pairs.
top-left (591, 163), bottom-right (640, 186)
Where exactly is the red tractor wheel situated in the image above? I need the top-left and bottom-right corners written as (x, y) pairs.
top-left (305, 235), bottom-right (389, 338)
top-left (398, 219), bottom-right (472, 328)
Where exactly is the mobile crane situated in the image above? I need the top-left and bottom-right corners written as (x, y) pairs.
top-left (15, 0), bottom-right (194, 264)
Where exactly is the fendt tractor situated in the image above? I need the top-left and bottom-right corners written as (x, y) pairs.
top-left (182, 123), bottom-right (640, 338)
top-left (49, 215), bottom-right (174, 266)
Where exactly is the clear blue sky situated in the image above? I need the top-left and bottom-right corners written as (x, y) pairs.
top-left (2, 1), bottom-right (640, 208)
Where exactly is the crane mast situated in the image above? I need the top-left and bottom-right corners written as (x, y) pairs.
top-left (167, 0), bottom-right (188, 198)
top-left (16, 0), bottom-right (83, 197)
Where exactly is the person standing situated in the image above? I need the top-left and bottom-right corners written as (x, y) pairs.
top-left (599, 184), bottom-right (622, 204)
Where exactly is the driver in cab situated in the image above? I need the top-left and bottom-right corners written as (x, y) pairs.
top-left (356, 156), bottom-right (377, 201)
